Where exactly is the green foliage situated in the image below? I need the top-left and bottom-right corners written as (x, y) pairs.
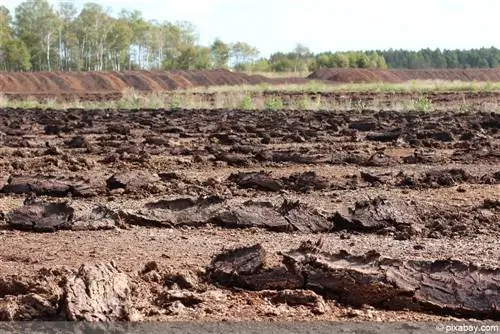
top-left (355, 53), bottom-right (370, 68)
top-left (116, 94), bottom-right (141, 109)
top-left (13, 97), bottom-right (39, 109)
top-left (484, 81), bottom-right (494, 92)
top-left (0, 86), bottom-right (493, 113)
top-left (1, 38), bottom-right (31, 70)
top-left (14, 0), bottom-right (60, 71)
top-left (189, 46), bottom-right (212, 69)
top-left (380, 47), bottom-right (500, 69)
top-left (314, 54), bottom-right (332, 69)
top-left (257, 82), bottom-right (270, 90)
top-left (1, 1), bottom-right (500, 72)
top-left (238, 95), bottom-right (254, 110)
top-left (313, 51), bottom-right (387, 70)
top-left (169, 96), bottom-right (182, 110)
top-left (271, 59), bottom-right (293, 72)
top-left (331, 53), bottom-right (350, 68)
top-left (163, 45), bottom-right (212, 70)
top-left (107, 19), bottom-right (133, 69)
top-left (291, 43), bottom-right (311, 72)
top-left (0, 6), bottom-right (12, 43)
top-left (211, 38), bottom-right (230, 68)
top-left (413, 96), bottom-right (433, 112)
top-left (249, 58), bottom-right (271, 72)
top-left (264, 97), bottom-right (284, 110)
top-left (296, 98), bottom-right (310, 110)
top-left (230, 41), bottom-right (259, 68)
top-left (306, 81), bottom-right (324, 92)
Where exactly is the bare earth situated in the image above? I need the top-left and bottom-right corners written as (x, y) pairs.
top-left (0, 105), bottom-right (498, 322)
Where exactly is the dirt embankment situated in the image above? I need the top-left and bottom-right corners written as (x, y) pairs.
top-left (0, 69), bottom-right (307, 96)
top-left (4, 68), bottom-right (500, 102)
top-left (308, 68), bottom-right (500, 83)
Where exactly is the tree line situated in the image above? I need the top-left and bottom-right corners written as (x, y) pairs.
top-left (0, 0), bottom-right (260, 72)
top-left (0, 1), bottom-right (499, 72)
top-left (377, 48), bottom-right (500, 69)
top-left (252, 47), bottom-right (500, 72)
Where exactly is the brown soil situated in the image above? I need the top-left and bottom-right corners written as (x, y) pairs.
top-left (0, 69), bottom-right (307, 101)
top-left (308, 68), bottom-right (500, 83)
top-left (5, 68), bottom-right (500, 103)
top-left (0, 106), bottom-right (499, 322)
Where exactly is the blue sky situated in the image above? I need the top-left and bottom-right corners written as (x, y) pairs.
top-left (2, 0), bottom-right (500, 56)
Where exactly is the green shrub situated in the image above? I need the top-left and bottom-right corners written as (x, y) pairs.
top-left (169, 96), bottom-right (182, 110)
top-left (116, 98), bottom-right (140, 109)
top-left (15, 97), bottom-right (39, 109)
top-left (414, 96), bottom-right (433, 112)
top-left (239, 95), bottom-right (255, 110)
top-left (296, 97), bottom-right (310, 110)
top-left (258, 82), bottom-right (270, 91)
top-left (484, 81), bottom-right (493, 92)
top-left (265, 97), bottom-right (284, 110)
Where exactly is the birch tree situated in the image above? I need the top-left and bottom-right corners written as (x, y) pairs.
top-left (74, 3), bottom-right (112, 71)
top-left (211, 38), bottom-right (230, 68)
top-left (15, 0), bottom-right (59, 71)
top-left (0, 6), bottom-right (13, 70)
top-left (107, 18), bottom-right (133, 71)
top-left (57, 2), bottom-right (78, 70)
top-left (119, 10), bottom-right (149, 69)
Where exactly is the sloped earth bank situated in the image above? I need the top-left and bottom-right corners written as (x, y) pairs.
top-left (309, 68), bottom-right (500, 83)
top-left (0, 69), bottom-right (308, 102)
top-left (0, 107), bottom-right (499, 322)
top-left (5, 68), bottom-right (500, 102)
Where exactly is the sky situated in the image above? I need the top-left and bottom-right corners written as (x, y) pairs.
top-left (2, 0), bottom-right (500, 57)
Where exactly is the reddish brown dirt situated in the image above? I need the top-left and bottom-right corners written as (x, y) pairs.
top-left (0, 107), bottom-right (498, 322)
top-left (309, 68), bottom-right (500, 83)
top-left (4, 68), bottom-right (500, 103)
top-left (4, 69), bottom-right (500, 104)
top-left (0, 69), bottom-right (307, 98)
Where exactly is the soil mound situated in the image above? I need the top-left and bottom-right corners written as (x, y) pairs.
top-left (0, 69), bottom-right (307, 99)
top-left (308, 68), bottom-right (500, 83)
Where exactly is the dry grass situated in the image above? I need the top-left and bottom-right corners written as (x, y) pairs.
top-left (185, 80), bottom-right (500, 94)
top-left (1, 80), bottom-right (500, 112)
top-left (242, 71), bottom-right (311, 78)
top-left (0, 93), bottom-right (7, 108)
top-left (1, 90), bottom-right (497, 113)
